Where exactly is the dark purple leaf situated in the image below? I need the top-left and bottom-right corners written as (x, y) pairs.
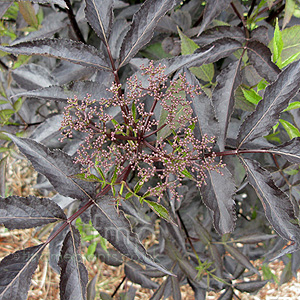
top-left (119, 0), bottom-right (177, 68)
top-left (12, 64), bottom-right (57, 90)
top-left (11, 12), bottom-right (67, 45)
top-left (0, 244), bottom-right (46, 300)
top-left (0, 195), bottom-right (66, 229)
top-left (30, 114), bottom-right (64, 143)
top-left (150, 279), bottom-right (168, 300)
top-left (193, 217), bottom-right (212, 245)
top-left (238, 59), bottom-right (300, 148)
top-left (200, 167), bottom-right (236, 234)
top-left (197, 0), bottom-right (232, 36)
top-left (185, 69), bottom-right (219, 140)
top-left (240, 157), bottom-right (300, 247)
top-left (225, 244), bottom-right (259, 275)
top-left (212, 60), bottom-right (242, 150)
top-left (125, 262), bottom-right (159, 289)
top-left (234, 280), bottom-right (269, 293)
top-left (250, 26), bottom-right (269, 45)
top-left (91, 196), bottom-right (172, 275)
top-left (217, 287), bottom-right (233, 300)
top-left (24, 0), bottom-right (66, 6)
top-left (208, 244), bottom-right (223, 276)
top-left (194, 26), bottom-right (245, 47)
top-left (192, 38), bottom-right (242, 66)
top-left (85, 0), bottom-right (113, 44)
top-left (108, 19), bottom-right (130, 59)
top-left (13, 80), bottom-right (112, 102)
top-left (49, 223), bottom-right (70, 274)
top-left (268, 138), bottom-right (300, 164)
top-left (187, 278), bottom-right (206, 300)
top-left (87, 274), bottom-right (97, 300)
top-left (170, 276), bottom-right (181, 300)
top-left (59, 227), bottom-right (88, 300)
top-left (232, 233), bottom-right (277, 244)
top-left (7, 135), bottom-right (95, 201)
top-left (0, 156), bottom-right (6, 198)
top-left (131, 38), bottom-right (241, 76)
top-left (247, 40), bottom-right (280, 83)
top-left (0, 39), bottom-right (111, 71)
top-left (94, 244), bottom-right (123, 266)
top-left (0, 3), bottom-right (12, 19)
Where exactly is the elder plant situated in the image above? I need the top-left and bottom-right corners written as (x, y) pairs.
top-left (60, 63), bottom-right (223, 203)
top-left (1, 0), bottom-right (300, 299)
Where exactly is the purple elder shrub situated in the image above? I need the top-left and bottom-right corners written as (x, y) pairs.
top-left (60, 62), bottom-right (224, 201)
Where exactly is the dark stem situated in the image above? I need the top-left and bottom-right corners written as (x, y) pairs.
top-left (64, 0), bottom-right (85, 43)
top-left (45, 165), bottom-right (131, 246)
top-left (111, 276), bottom-right (126, 297)
top-left (176, 210), bottom-right (198, 258)
top-left (230, 2), bottom-right (249, 38)
top-left (256, 0), bottom-right (283, 17)
top-left (265, 4), bottom-right (285, 23)
top-left (0, 59), bottom-right (8, 71)
top-left (271, 153), bottom-right (291, 187)
top-left (247, 0), bottom-right (256, 17)
top-left (213, 148), bottom-right (271, 157)
top-left (143, 123), bottom-right (167, 139)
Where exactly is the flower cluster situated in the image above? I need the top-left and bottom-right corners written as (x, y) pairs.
top-left (60, 62), bottom-right (224, 201)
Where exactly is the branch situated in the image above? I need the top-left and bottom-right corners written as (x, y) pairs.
top-left (64, 0), bottom-right (85, 43)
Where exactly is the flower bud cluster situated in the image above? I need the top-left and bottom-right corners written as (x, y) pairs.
top-left (60, 62), bottom-right (224, 200)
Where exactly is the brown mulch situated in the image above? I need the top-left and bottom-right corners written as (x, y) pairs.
top-left (1, 155), bottom-right (300, 299)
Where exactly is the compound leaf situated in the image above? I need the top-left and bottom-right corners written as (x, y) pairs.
top-left (0, 195), bottom-right (66, 229)
top-left (85, 0), bottom-right (114, 44)
top-left (119, 0), bottom-right (177, 68)
top-left (124, 262), bottom-right (159, 289)
top-left (0, 244), bottom-right (46, 300)
top-left (195, 26), bottom-right (245, 47)
top-left (0, 39), bottom-right (111, 71)
top-left (234, 280), bottom-right (269, 293)
top-left (7, 135), bottom-right (95, 201)
top-left (240, 157), bottom-right (300, 247)
top-left (12, 81), bottom-right (112, 102)
top-left (197, 0), bottom-right (232, 36)
top-left (185, 69), bottom-right (219, 140)
top-left (212, 60), bottom-right (242, 150)
top-left (238, 59), bottom-right (300, 148)
top-left (225, 244), bottom-right (259, 275)
top-left (91, 196), bottom-right (172, 275)
top-left (59, 227), bottom-right (88, 300)
top-left (268, 137), bottom-right (300, 164)
top-left (200, 167), bottom-right (236, 234)
top-left (247, 40), bottom-right (280, 83)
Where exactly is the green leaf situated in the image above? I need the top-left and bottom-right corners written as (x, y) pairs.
top-left (241, 87), bottom-right (263, 105)
top-left (283, 0), bottom-right (296, 29)
top-left (283, 101), bottom-right (300, 111)
top-left (12, 98), bottom-right (22, 112)
top-left (178, 27), bottom-right (214, 82)
top-left (178, 27), bottom-right (198, 55)
top-left (257, 79), bottom-right (268, 92)
top-left (273, 18), bottom-right (283, 65)
top-left (281, 51), bottom-right (300, 68)
top-left (12, 55), bottom-right (31, 69)
top-left (140, 42), bottom-right (171, 60)
top-left (279, 119), bottom-right (300, 139)
top-left (19, 1), bottom-right (39, 30)
top-left (71, 173), bottom-right (102, 183)
top-left (87, 241), bottom-right (97, 258)
top-left (262, 263), bottom-right (279, 283)
top-left (144, 199), bottom-right (174, 223)
top-left (269, 25), bottom-right (300, 65)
